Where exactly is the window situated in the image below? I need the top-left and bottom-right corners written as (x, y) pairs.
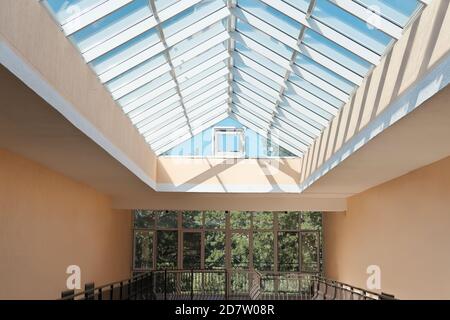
top-left (133, 210), bottom-right (322, 273)
top-left (134, 230), bottom-right (153, 270)
top-left (157, 231), bottom-right (178, 269)
top-left (213, 127), bottom-right (245, 158)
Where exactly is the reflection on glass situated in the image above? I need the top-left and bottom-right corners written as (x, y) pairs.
top-left (183, 211), bottom-right (203, 228)
top-left (134, 209), bottom-right (155, 228)
top-left (183, 232), bottom-right (202, 269)
top-left (301, 232), bottom-right (319, 272)
top-left (278, 212), bottom-right (300, 230)
top-left (134, 230), bottom-right (153, 269)
top-left (205, 232), bottom-right (225, 269)
top-left (231, 233), bottom-right (249, 269)
top-left (253, 232), bottom-right (274, 271)
top-left (278, 232), bottom-right (299, 271)
top-left (230, 211), bottom-right (251, 229)
top-left (301, 212), bottom-right (322, 230)
top-left (253, 212), bottom-right (273, 229)
top-left (157, 231), bottom-right (178, 269)
top-left (204, 211), bottom-right (226, 229)
top-left (158, 211), bottom-right (178, 228)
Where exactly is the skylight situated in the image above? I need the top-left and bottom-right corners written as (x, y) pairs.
top-left (42, 0), bottom-right (428, 157)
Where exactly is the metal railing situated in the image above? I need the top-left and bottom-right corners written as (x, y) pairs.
top-left (60, 270), bottom-right (394, 301)
top-left (310, 276), bottom-right (396, 300)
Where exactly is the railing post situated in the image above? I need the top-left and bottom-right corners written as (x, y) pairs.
top-left (224, 270), bottom-right (229, 300)
top-left (119, 281), bottom-right (123, 300)
top-left (164, 269), bottom-right (167, 301)
top-left (98, 287), bottom-right (102, 301)
top-left (190, 270), bottom-right (194, 300)
top-left (110, 284), bottom-right (114, 300)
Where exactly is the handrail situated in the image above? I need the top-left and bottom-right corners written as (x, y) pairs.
top-left (59, 270), bottom-right (395, 300)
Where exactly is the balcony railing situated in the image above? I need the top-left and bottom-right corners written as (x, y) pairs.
top-left (60, 270), bottom-right (394, 300)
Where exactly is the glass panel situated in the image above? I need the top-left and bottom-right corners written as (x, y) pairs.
top-left (354, 0), bottom-right (422, 27)
top-left (301, 232), bottom-right (319, 273)
top-left (105, 52), bottom-right (167, 92)
top-left (204, 211), bottom-right (226, 229)
top-left (253, 212), bottom-right (273, 229)
top-left (170, 20), bottom-right (227, 59)
top-left (174, 42), bottom-right (227, 77)
top-left (183, 232), bottom-right (202, 269)
top-left (253, 232), bottom-right (274, 271)
top-left (70, 0), bottom-right (152, 52)
top-left (234, 59), bottom-right (282, 92)
top-left (134, 209), bottom-right (155, 228)
top-left (230, 211), bottom-right (251, 229)
top-left (288, 74), bottom-right (345, 109)
top-left (155, 0), bottom-right (179, 12)
top-left (237, 0), bottom-right (301, 36)
top-left (134, 230), bottom-right (153, 269)
top-left (302, 29), bottom-right (372, 77)
top-left (161, 0), bottom-right (225, 38)
top-left (283, 89), bottom-right (333, 120)
top-left (158, 211), bottom-right (178, 228)
top-left (231, 233), bottom-right (249, 269)
top-left (234, 42), bottom-right (286, 77)
top-left (312, 0), bottom-right (392, 55)
top-left (283, 0), bottom-right (312, 13)
top-left (294, 55), bottom-right (355, 95)
top-left (183, 211), bottom-right (203, 228)
top-left (278, 212), bottom-right (300, 230)
top-left (236, 20), bottom-right (293, 60)
top-left (89, 28), bottom-right (160, 75)
top-left (117, 72), bottom-right (173, 107)
top-left (45, 0), bottom-right (106, 25)
top-left (278, 232), bottom-right (299, 272)
top-left (205, 231), bottom-right (226, 269)
top-left (179, 61), bottom-right (227, 90)
top-left (301, 212), bottom-right (322, 230)
top-left (156, 231), bottom-right (178, 269)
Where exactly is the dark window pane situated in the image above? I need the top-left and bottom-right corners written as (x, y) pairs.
top-left (230, 211), bottom-right (251, 229)
top-left (183, 211), bottom-right (203, 228)
top-left (278, 212), bottom-right (300, 230)
top-left (253, 232), bottom-right (274, 271)
top-left (157, 231), bottom-right (178, 269)
top-left (301, 212), bottom-right (322, 230)
top-left (134, 230), bottom-right (153, 269)
top-left (204, 211), bottom-right (226, 229)
top-left (278, 232), bottom-right (299, 271)
top-left (231, 233), bottom-right (249, 269)
top-left (301, 232), bottom-right (320, 273)
top-left (158, 211), bottom-right (178, 228)
top-left (253, 212), bottom-right (273, 229)
top-left (205, 232), bottom-right (225, 269)
top-left (134, 210), bottom-right (155, 228)
top-left (183, 232), bottom-right (202, 269)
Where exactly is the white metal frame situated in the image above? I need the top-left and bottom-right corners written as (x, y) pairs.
top-left (213, 127), bottom-right (246, 158)
top-left (39, 0), bottom-right (429, 158)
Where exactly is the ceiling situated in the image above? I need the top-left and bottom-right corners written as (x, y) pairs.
top-left (41, 0), bottom-right (429, 156)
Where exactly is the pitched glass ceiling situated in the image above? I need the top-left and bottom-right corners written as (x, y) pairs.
top-left (42, 0), bottom-right (429, 157)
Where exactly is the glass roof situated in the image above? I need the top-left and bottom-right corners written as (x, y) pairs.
top-left (42, 0), bottom-right (428, 157)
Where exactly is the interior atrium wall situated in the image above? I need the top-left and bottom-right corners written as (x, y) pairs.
top-left (0, 149), bottom-right (132, 299)
top-left (323, 156), bottom-right (450, 299)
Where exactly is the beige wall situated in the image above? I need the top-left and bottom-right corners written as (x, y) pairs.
top-left (0, 149), bottom-right (132, 299)
top-left (323, 156), bottom-right (450, 299)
